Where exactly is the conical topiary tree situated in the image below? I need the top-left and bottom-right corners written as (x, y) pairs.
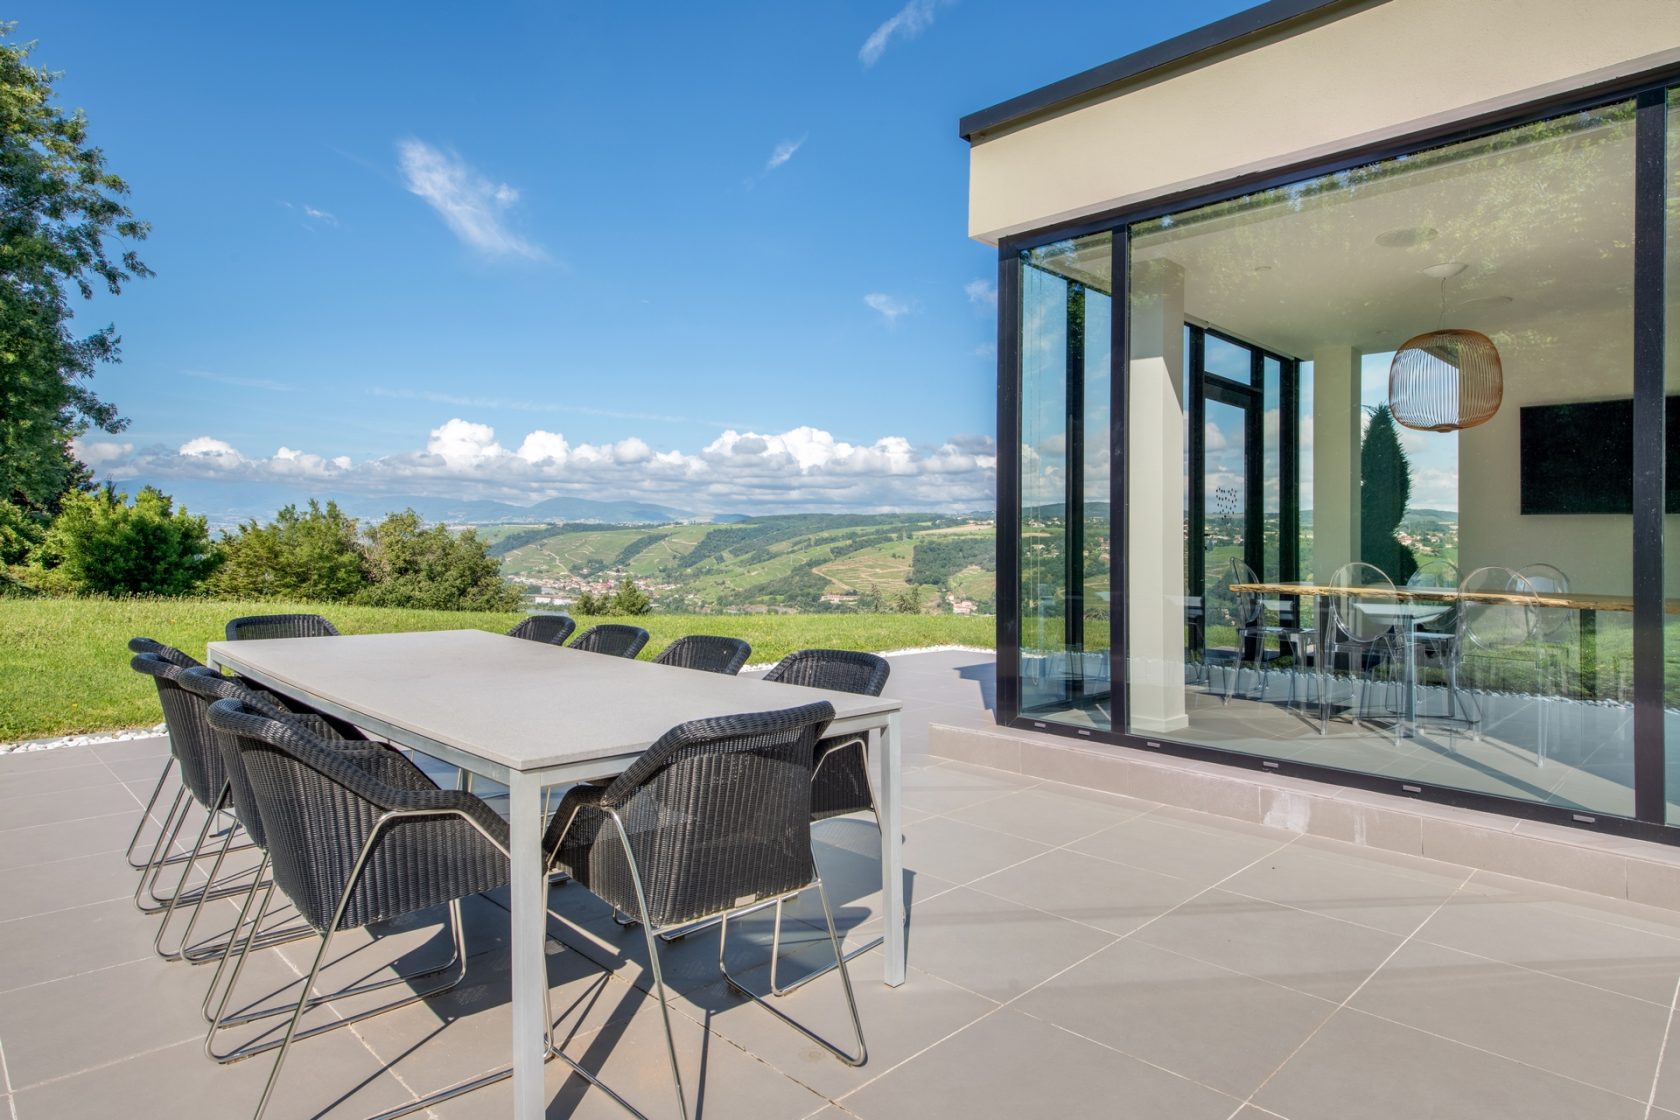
top-left (1360, 403), bottom-right (1418, 584)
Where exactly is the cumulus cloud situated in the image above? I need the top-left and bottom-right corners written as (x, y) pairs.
top-left (764, 137), bottom-right (805, 172)
top-left (964, 278), bottom-right (996, 309)
top-left (396, 139), bottom-right (545, 259)
top-left (863, 292), bottom-right (914, 324)
top-left (859, 0), bottom-right (943, 67)
top-left (87, 420), bottom-right (997, 515)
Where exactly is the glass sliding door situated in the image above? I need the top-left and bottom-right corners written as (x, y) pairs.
top-left (1123, 100), bottom-right (1640, 816)
top-left (1018, 232), bottom-right (1112, 729)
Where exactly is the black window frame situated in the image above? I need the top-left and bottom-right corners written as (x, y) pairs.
top-left (994, 64), bottom-right (1677, 844)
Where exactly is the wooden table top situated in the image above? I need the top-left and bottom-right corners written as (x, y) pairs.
top-left (1229, 581), bottom-right (1680, 614)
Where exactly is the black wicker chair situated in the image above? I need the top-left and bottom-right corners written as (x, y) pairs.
top-left (569, 623), bottom-right (650, 658)
top-left (123, 637), bottom-right (204, 870)
top-left (206, 698), bottom-right (514, 1120)
top-left (756, 649), bottom-right (890, 994)
top-left (225, 613), bottom-right (340, 641)
top-left (128, 652), bottom-right (262, 928)
top-left (508, 613), bottom-right (577, 645)
top-left (652, 634), bottom-right (751, 675)
top-left (544, 702), bottom-right (865, 1120)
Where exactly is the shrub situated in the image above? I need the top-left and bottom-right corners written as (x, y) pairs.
top-left (355, 509), bottom-right (521, 611)
top-left (43, 486), bottom-right (218, 595)
top-left (208, 500), bottom-right (367, 601)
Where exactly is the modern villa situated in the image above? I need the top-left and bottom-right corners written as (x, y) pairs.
top-left (957, 0), bottom-right (1680, 851)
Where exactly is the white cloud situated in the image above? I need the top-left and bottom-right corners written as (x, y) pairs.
top-left (859, 0), bottom-right (942, 67)
top-left (303, 205), bottom-right (336, 224)
top-left (964, 278), bottom-right (996, 309)
top-left (765, 137), bottom-right (805, 172)
top-left (87, 420), bottom-right (997, 515)
top-left (863, 292), bottom-right (914, 324)
top-left (71, 438), bottom-right (133, 468)
top-left (396, 139), bottom-right (545, 260)
top-left (425, 419), bottom-right (506, 468)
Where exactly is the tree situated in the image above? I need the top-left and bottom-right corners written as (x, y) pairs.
top-left (0, 29), bottom-right (151, 515)
top-left (0, 496), bottom-right (41, 564)
top-left (608, 576), bottom-right (652, 616)
top-left (208, 500), bottom-right (367, 602)
top-left (43, 485), bottom-right (217, 595)
top-left (355, 509), bottom-right (521, 611)
top-left (1360, 403), bottom-right (1418, 584)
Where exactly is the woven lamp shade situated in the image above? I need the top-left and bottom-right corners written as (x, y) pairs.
top-left (1388, 328), bottom-right (1503, 432)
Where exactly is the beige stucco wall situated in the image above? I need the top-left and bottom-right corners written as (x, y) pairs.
top-left (968, 0), bottom-right (1680, 244)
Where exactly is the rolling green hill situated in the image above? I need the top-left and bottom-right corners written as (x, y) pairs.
top-left (496, 513), bottom-right (997, 614)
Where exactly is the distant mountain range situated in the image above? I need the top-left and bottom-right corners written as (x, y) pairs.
top-left (116, 478), bottom-right (692, 529)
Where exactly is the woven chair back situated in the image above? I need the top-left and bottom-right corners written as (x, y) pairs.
top-left (206, 700), bottom-right (507, 932)
top-left (129, 652), bottom-right (228, 808)
top-left (225, 614), bottom-right (340, 641)
top-left (507, 614), bottom-right (576, 645)
top-left (569, 624), bottom-right (650, 658)
top-left (652, 634), bottom-right (752, 675)
top-left (566, 703), bottom-right (834, 929)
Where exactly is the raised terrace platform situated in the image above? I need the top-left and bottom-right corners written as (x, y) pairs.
top-left (7, 650), bottom-right (1680, 1119)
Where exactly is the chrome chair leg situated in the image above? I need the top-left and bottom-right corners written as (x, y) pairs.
top-left (721, 872), bottom-right (867, 1066)
top-left (125, 757), bottom-right (178, 869)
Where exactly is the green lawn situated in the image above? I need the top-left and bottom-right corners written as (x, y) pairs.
top-left (0, 597), bottom-right (995, 742)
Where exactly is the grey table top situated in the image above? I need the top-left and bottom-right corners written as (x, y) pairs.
top-left (206, 629), bottom-right (901, 773)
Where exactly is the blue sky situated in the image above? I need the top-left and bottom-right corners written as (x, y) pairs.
top-left (25, 0), bottom-right (1254, 517)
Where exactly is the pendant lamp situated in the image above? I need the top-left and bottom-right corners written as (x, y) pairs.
top-left (1388, 263), bottom-right (1502, 433)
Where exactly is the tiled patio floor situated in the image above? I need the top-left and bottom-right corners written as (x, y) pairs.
top-left (6, 651), bottom-right (1680, 1119)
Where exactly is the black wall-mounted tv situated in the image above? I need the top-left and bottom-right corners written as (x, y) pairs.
top-left (1519, 397), bottom-right (1680, 515)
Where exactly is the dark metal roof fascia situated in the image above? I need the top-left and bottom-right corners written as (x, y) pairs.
top-left (958, 0), bottom-right (1355, 142)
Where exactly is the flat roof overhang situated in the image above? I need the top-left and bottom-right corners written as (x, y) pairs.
top-left (958, 0), bottom-right (1351, 143)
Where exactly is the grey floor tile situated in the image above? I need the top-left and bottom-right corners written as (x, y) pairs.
top-left (0, 954), bottom-right (229, 1088)
top-left (841, 1007), bottom-right (1237, 1120)
top-left (0, 748), bottom-right (116, 774)
top-left (351, 939), bottom-right (641, 1101)
top-left (1255, 1008), bottom-right (1647, 1120)
top-left (1348, 939), bottom-right (1669, 1101)
top-left (970, 847), bottom-right (1203, 936)
top-left (1219, 839), bottom-right (1467, 935)
top-left (0, 895), bottom-right (167, 993)
top-left (945, 784), bottom-right (1153, 846)
top-left (0, 848), bottom-right (143, 922)
top-left (10, 1032), bottom-right (415, 1120)
top-left (101, 753), bottom-right (171, 784)
top-left (684, 956), bottom-right (996, 1101)
top-left (89, 737), bottom-right (169, 763)
top-left (898, 763), bottom-right (1033, 816)
top-left (0, 761), bottom-right (120, 799)
top-left (0, 810), bottom-right (139, 872)
top-left (1068, 812), bottom-right (1290, 886)
top-left (0, 784), bottom-right (142, 834)
top-left (1417, 876), bottom-right (1680, 1005)
top-left (439, 984), bottom-right (830, 1120)
top-left (899, 886), bottom-right (1115, 1002)
top-left (1012, 938), bottom-right (1336, 1099)
top-left (897, 816), bottom-right (1049, 888)
top-left (1132, 889), bottom-right (1403, 1001)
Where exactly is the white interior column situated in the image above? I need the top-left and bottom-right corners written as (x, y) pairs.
top-left (1126, 259), bottom-right (1189, 733)
top-left (1311, 344), bottom-right (1363, 577)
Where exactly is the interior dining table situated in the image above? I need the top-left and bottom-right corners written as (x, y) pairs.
top-left (206, 628), bottom-right (907, 1120)
top-left (1230, 579), bottom-right (1680, 703)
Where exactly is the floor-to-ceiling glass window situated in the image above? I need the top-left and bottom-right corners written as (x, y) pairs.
top-left (1665, 88), bottom-right (1680, 822)
top-left (1123, 100), bottom-right (1639, 815)
top-left (1018, 232), bottom-right (1112, 728)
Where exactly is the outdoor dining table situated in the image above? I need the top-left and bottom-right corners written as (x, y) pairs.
top-left (206, 628), bottom-right (907, 1120)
